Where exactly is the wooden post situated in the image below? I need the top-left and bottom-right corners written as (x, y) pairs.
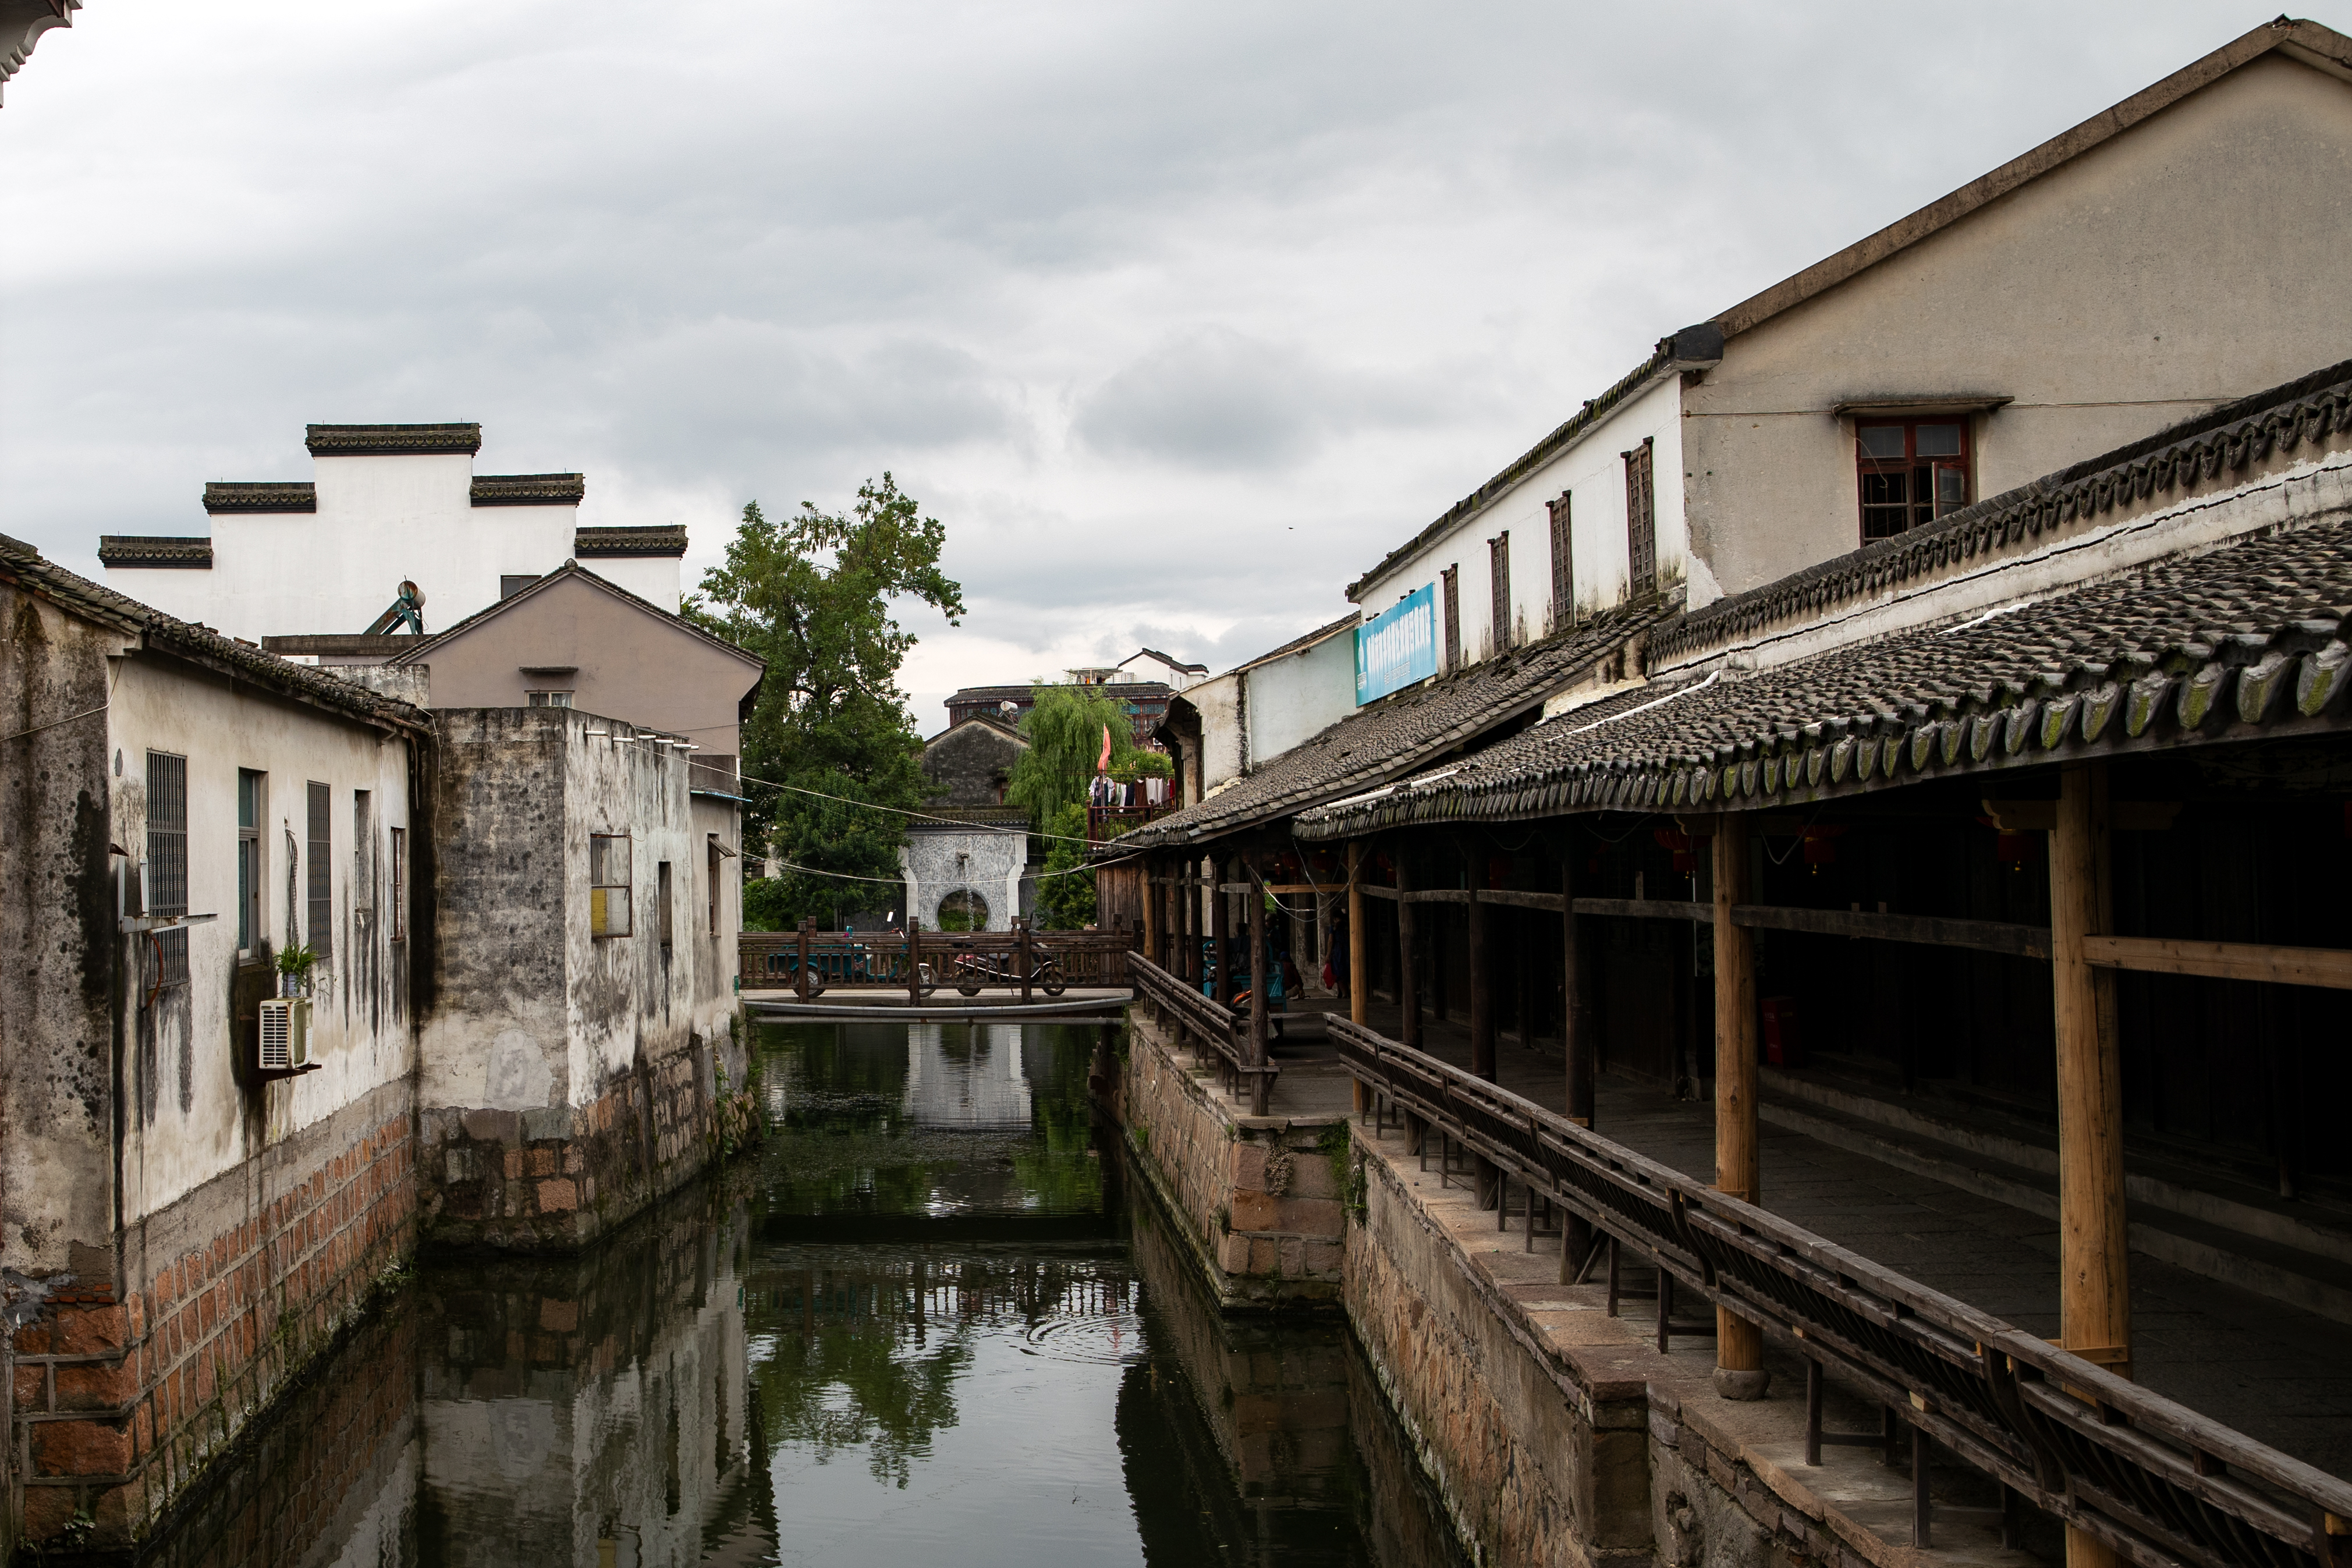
top-left (907, 916), bottom-right (923, 1005)
top-left (1467, 872), bottom-right (1495, 1081)
top-left (1018, 916), bottom-right (1033, 1003)
top-left (1180, 862), bottom-right (1197, 983)
top-left (1516, 908), bottom-right (1535, 1055)
top-left (1347, 840), bottom-right (1370, 1113)
top-left (1213, 859), bottom-right (1234, 1006)
top-left (1712, 813), bottom-right (1768, 1400)
top-left (2054, 762), bottom-right (2131, 1364)
top-left (1143, 856), bottom-right (1159, 972)
top-left (1562, 850), bottom-right (1594, 1280)
top-left (797, 917), bottom-right (813, 1003)
top-left (1247, 860), bottom-right (1271, 1116)
top-left (1397, 853), bottom-right (1421, 1049)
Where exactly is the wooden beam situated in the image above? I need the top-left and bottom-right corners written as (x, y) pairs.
top-left (1360, 882), bottom-right (1400, 901)
top-left (1732, 904), bottom-right (2049, 959)
top-left (2083, 935), bottom-right (2352, 990)
top-left (1480, 888), bottom-right (1567, 912)
top-left (1714, 814), bottom-right (1767, 1400)
top-left (1985, 798), bottom-right (2181, 832)
top-left (1572, 896), bottom-right (1715, 923)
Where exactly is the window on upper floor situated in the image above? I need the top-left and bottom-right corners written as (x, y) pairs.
top-left (237, 769), bottom-right (265, 957)
top-left (500, 574), bottom-right (542, 599)
top-left (146, 751), bottom-right (189, 987)
top-left (527, 690), bottom-right (573, 708)
top-left (1440, 566), bottom-right (1461, 673)
top-left (590, 832), bottom-right (633, 937)
top-left (1488, 531), bottom-right (1511, 654)
top-left (388, 827), bottom-right (407, 942)
top-left (1623, 439), bottom-right (1656, 595)
top-left (1548, 493), bottom-right (1573, 629)
top-left (306, 781), bottom-right (333, 959)
top-left (1857, 420), bottom-right (1970, 541)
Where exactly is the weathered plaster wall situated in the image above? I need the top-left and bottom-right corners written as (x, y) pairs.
top-left (1187, 672), bottom-right (1245, 793)
top-left (1684, 54), bottom-right (2352, 599)
top-left (901, 826), bottom-right (1024, 932)
top-left (1243, 626), bottom-right (1356, 764)
top-left (0, 577), bottom-right (119, 1295)
top-left (1115, 1014), bottom-right (1344, 1308)
top-left (418, 708), bottom-right (750, 1250)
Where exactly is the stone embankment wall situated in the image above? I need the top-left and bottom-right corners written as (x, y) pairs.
top-left (16, 1079), bottom-right (416, 1549)
top-left (1115, 1014), bottom-right (1344, 1308)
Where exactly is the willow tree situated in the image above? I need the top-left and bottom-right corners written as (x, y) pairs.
top-left (688, 475), bottom-right (963, 928)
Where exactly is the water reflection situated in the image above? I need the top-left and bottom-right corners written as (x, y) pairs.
top-left (128, 1022), bottom-right (1459, 1567)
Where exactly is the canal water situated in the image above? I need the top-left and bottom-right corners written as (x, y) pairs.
top-left (135, 1021), bottom-right (1464, 1566)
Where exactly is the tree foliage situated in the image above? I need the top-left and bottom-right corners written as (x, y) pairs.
top-left (689, 475), bottom-right (963, 928)
top-left (1004, 683), bottom-right (1170, 828)
top-left (1034, 804), bottom-right (1097, 930)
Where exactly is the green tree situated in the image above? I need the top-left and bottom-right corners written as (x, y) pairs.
top-left (1034, 803), bottom-right (1097, 930)
top-left (689, 476), bottom-right (963, 928)
top-left (1005, 683), bottom-right (1171, 827)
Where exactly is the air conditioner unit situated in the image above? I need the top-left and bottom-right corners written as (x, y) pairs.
top-left (258, 998), bottom-right (311, 1072)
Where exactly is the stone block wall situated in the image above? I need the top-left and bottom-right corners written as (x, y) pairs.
top-left (419, 1027), bottom-right (756, 1251)
top-left (12, 1079), bottom-right (416, 1551)
top-left (1116, 1014), bottom-right (1344, 1308)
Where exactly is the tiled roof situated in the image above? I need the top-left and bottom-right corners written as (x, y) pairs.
top-left (948, 682), bottom-right (1173, 703)
top-left (1652, 357), bottom-right (2352, 670)
top-left (1116, 596), bottom-right (1672, 853)
top-left (473, 473), bottom-right (585, 507)
top-left (573, 524), bottom-right (684, 557)
top-left (203, 482), bottom-right (316, 515)
top-left (391, 560), bottom-right (764, 678)
top-left (98, 535), bottom-right (212, 569)
top-left (306, 423), bottom-right (481, 456)
top-left (0, 533), bottom-right (432, 734)
top-left (1294, 519), bottom-right (2352, 839)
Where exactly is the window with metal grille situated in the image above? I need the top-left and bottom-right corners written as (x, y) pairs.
top-left (1623, 438), bottom-right (1656, 594)
top-left (657, 861), bottom-right (673, 950)
top-left (237, 769), bottom-right (265, 956)
top-left (590, 833), bottom-right (633, 937)
top-left (353, 791), bottom-right (373, 921)
top-left (306, 781), bottom-right (332, 958)
top-left (388, 828), bottom-right (407, 942)
top-left (1488, 531), bottom-right (1510, 654)
top-left (146, 751), bottom-right (189, 987)
top-left (1548, 492), bottom-right (1573, 629)
top-left (1856, 420), bottom-right (1970, 541)
top-left (1441, 566), bottom-right (1461, 673)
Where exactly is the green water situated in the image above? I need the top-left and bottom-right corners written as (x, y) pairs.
top-left (129, 1020), bottom-right (1461, 1566)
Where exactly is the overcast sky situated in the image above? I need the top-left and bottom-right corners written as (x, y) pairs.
top-left (1, 2), bottom-right (2329, 733)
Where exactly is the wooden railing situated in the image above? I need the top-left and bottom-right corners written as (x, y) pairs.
top-left (1087, 801), bottom-right (1173, 842)
top-left (1128, 953), bottom-right (1276, 1111)
top-left (739, 928), bottom-right (1138, 992)
top-left (1329, 1016), bottom-right (2352, 1568)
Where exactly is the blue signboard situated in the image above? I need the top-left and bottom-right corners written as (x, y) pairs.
top-left (1356, 584), bottom-right (1439, 704)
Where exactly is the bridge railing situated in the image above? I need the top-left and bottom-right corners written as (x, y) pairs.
top-left (1128, 953), bottom-right (1275, 1108)
top-left (1328, 1015), bottom-right (2352, 1568)
top-left (740, 929), bottom-right (1138, 991)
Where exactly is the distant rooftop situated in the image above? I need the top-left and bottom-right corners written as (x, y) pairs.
top-left (305, 423), bottom-right (483, 457)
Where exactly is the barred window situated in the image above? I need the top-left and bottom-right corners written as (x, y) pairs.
top-left (237, 770), bottom-right (265, 956)
top-left (146, 751), bottom-right (189, 987)
top-left (1548, 492), bottom-right (1573, 628)
top-left (590, 833), bottom-right (633, 937)
top-left (1441, 565), bottom-right (1461, 673)
top-left (307, 781), bottom-right (333, 959)
top-left (353, 791), bottom-right (373, 917)
top-left (388, 828), bottom-right (407, 942)
top-left (1623, 438), bottom-right (1656, 594)
top-left (1488, 531), bottom-right (1511, 654)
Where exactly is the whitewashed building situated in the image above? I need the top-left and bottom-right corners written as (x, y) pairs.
top-left (98, 422), bottom-right (684, 643)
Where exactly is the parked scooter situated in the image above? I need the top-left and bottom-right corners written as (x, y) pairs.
top-left (949, 946), bottom-right (1068, 996)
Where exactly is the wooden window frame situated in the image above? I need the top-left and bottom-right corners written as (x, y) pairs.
top-left (590, 832), bottom-right (634, 938)
top-left (1441, 565), bottom-right (1461, 673)
top-left (1548, 492), bottom-right (1573, 629)
top-left (1856, 417), bottom-right (1972, 542)
top-left (388, 827), bottom-right (407, 943)
top-left (1623, 438), bottom-right (1656, 595)
top-left (1488, 531), bottom-right (1511, 654)
top-left (237, 769), bottom-right (265, 958)
top-left (527, 690), bottom-right (573, 708)
top-left (353, 790), bottom-right (373, 923)
top-left (306, 780), bottom-right (333, 959)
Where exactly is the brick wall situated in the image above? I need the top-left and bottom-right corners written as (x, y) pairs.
top-left (420, 1029), bottom-right (757, 1251)
top-left (12, 1079), bottom-right (417, 1552)
top-left (1117, 1015), bottom-right (1344, 1308)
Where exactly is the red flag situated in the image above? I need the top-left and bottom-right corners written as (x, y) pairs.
top-left (1098, 723), bottom-right (1113, 774)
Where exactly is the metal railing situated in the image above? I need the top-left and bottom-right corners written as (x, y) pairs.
top-left (1129, 953), bottom-right (1276, 1108)
top-left (1328, 1016), bottom-right (2352, 1568)
top-left (740, 929), bottom-right (1139, 992)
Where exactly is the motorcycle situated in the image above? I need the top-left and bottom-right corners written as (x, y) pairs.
top-left (949, 946), bottom-right (1068, 996)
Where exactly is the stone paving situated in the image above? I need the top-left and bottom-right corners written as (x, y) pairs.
top-left (1278, 998), bottom-right (2352, 1481)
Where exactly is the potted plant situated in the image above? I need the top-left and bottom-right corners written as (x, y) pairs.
top-left (275, 941), bottom-right (318, 999)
